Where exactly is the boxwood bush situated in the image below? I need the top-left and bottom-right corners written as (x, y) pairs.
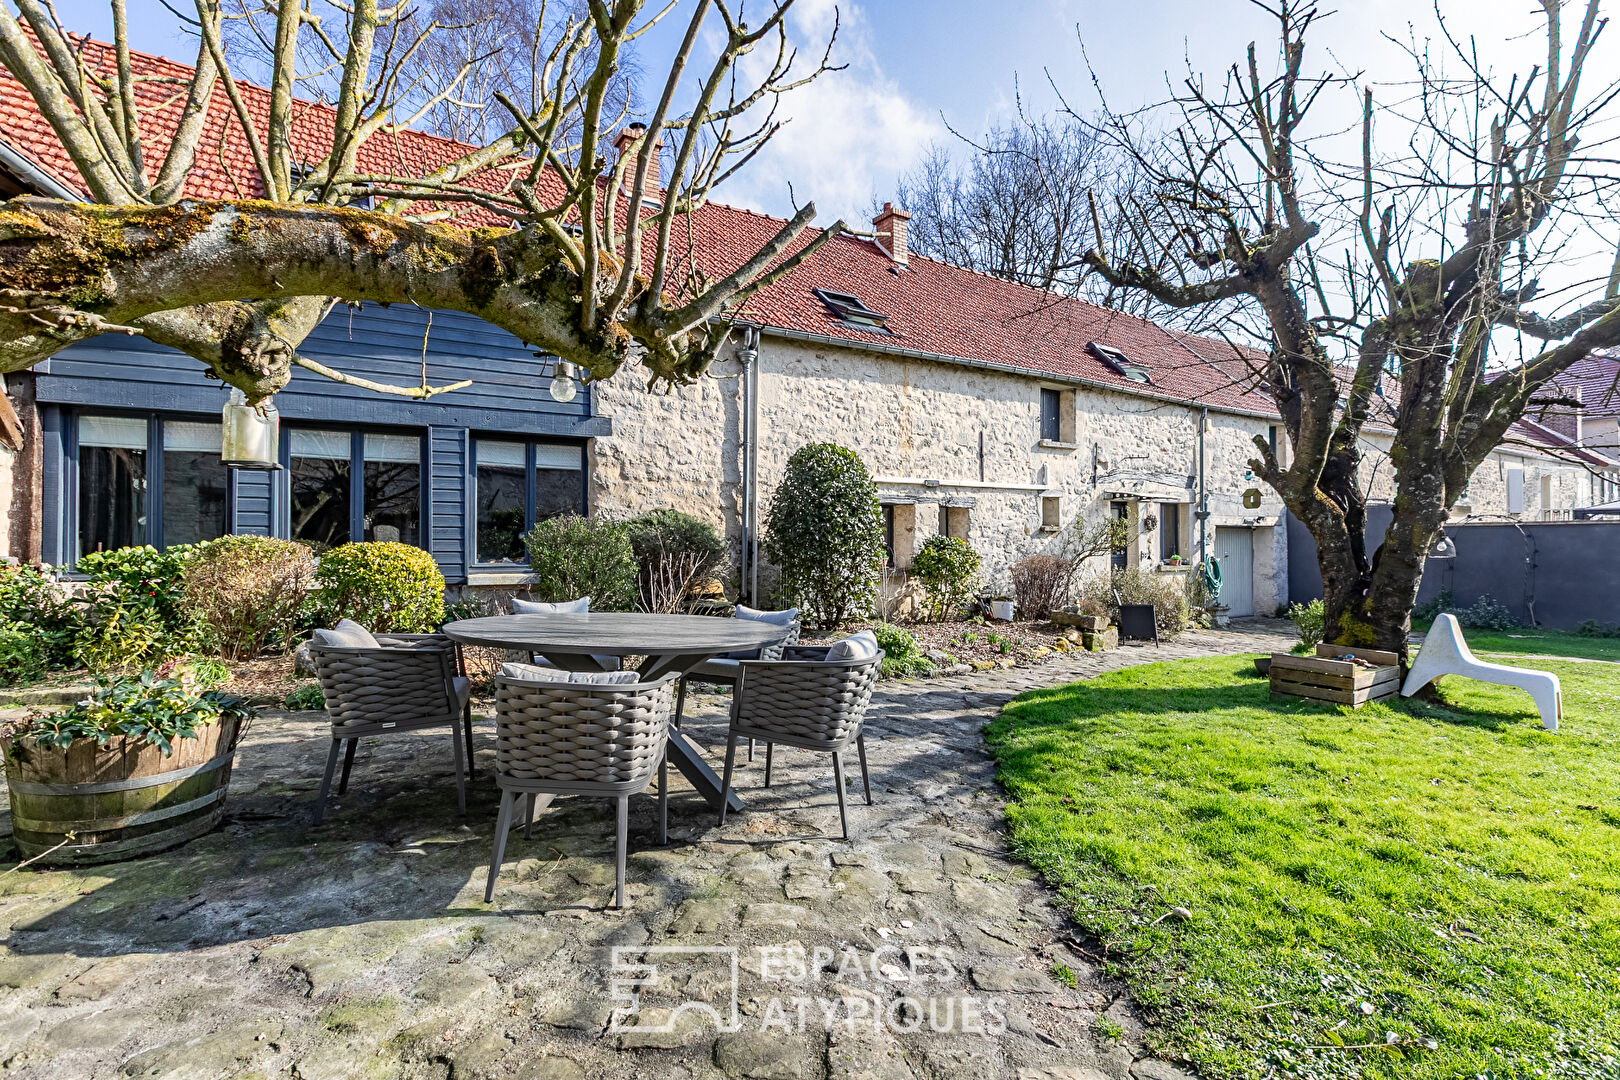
top-left (72, 545), bottom-right (201, 670)
top-left (763, 443), bottom-right (885, 630)
top-left (315, 541), bottom-right (445, 632)
top-left (523, 515), bottom-right (637, 611)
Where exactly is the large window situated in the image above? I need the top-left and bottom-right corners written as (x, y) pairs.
top-left (288, 428), bottom-right (423, 551)
top-left (289, 429), bottom-right (352, 549)
top-left (473, 439), bottom-right (586, 564)
top-left (78, 415), bottom-right (148, 554)
top-left (163, 420), bottom-right (229, 547)
top-left (75, 413), bottom-right (230, 557)
top-left (364, 433), bottom-right (420, 545)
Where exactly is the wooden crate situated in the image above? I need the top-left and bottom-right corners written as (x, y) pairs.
top-left (1269, 645), bottom-right (1401, 706)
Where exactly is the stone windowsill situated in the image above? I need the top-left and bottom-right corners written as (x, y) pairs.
top-left (466, 570), bottom-right (535, 586)
top-left (1036, 439), bottom-right (1078, 451)
top-left (1155, 563), bottom-right (1192, 573)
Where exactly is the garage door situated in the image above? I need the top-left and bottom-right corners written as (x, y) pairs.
top-left (1214, 526), bottom-right (1254, 616)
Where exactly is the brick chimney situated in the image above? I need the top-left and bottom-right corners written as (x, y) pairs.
top-left (613, 123), bottom-right (663, 207)
top-left (873, 201), bottom-right (910, 265)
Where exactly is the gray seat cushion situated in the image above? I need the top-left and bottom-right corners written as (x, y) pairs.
top-left (312, 618), bottom-right (380, 649)
top-left (826, 629), bottom-right (881, 662)
top-left (689, 657), bottom-right (742, 682)
top-left (511, 596), bottom-right (590, 615)
top-left (720, 605), bottom-right (799, 660)
top-left (499, 662), bottom-right (639, 685)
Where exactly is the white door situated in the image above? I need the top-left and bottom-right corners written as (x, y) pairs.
top-left (1214, 526), bottom-right (1254, 616)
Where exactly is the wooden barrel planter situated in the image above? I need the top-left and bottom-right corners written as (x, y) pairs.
top-left (3, 716), bottom-right (244, 866)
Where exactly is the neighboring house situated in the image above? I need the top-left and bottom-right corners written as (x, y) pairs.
top-left (2, 37), bottom-right (1606, 618)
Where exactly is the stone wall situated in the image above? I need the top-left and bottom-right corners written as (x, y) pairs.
top-left (592, 336), bottom-right (1292, 614)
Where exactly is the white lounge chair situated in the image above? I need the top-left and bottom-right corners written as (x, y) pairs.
top-left (1401, 613), bottom-right (1563, 731)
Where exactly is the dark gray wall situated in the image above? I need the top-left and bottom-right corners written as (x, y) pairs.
top-left (1289, 510), bottom-right (1620, 629)
top-left (1286, 504), bottom-right (1394, 606)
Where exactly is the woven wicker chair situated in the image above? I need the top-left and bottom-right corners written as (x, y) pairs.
top-left (486, 667), bottom-right (677, 908)
top-left (717, 644), bottom-right (883, 840)
top-left (676, 606), bottom-right (800, 763)
top-left (308, 633), bottom-right (471, 824)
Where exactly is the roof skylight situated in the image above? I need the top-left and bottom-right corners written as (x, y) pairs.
top-left (814, 288), bottom-right (890, 333)
top-left (1087, 342), bottom-right (1152, 384)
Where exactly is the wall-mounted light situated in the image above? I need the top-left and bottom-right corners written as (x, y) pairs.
top-left (221, 388), bottom-right (280, 469)
top-left (549, 360), bottom-right (579, 403)
top-left (1428, 530), bottom-right (1457, 559)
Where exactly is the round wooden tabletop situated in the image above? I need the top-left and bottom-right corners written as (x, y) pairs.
top-left (440, 612), bottom-right (788, 657)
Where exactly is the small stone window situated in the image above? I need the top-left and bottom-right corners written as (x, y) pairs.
top-left (882, 503), bottom-right (916, 568)
top-left (940, 504), bottom-right (970, 541)
top-left (1041, 496), bottom-right (1062, 532)
top-left (1038, 386), bottom-right (1076, 445)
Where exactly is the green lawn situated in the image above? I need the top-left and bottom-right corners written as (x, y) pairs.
top-left (1421, 623), bottom-right (1620, 664)
top-left (985, 654), bottom-right (1620, 1079)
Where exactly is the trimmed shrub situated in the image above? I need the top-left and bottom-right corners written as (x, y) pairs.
top-left (627, 509), bottom-right (725, 613)
top-left (523, 515), bottom-right (637, 611)
top-left (869, 622), bottom-right (934, 678)
top-left (910, 535), bottom-right (983, 622)
top-left (315, 542), bottom-right (445, 632)
top-left (1010, 554), bottom-right (1076, 621)
top-left (0, 622), bottom-right (49, 687)
top-left (1287, 598), bottom-right (1326, 650)
top-left (182, 536), bottom-right (316, 659)
top-left (1075, 568), bottom-right (1192, 638)
top-left (1574, 619), bottom-right (1620, 638)
top-left (0, 562), bottom-right (74, 675)
top-left (71, 545), bottom-right (200, 670)
top-left (763, 443), bottom-right (885, 630)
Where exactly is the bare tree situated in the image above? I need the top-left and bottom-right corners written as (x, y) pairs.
top-left (890, 113), bottom-right (1218, 326)
top-left (0, 0), bottom-right (844, 408)
top-left (1070, 0), bottom-right (1620, 654)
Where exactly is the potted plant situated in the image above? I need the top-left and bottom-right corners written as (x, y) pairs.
top-left (3, 671), bottom-right (253, 866)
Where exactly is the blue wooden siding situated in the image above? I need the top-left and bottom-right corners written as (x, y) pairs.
top-left (31, 303), bottom-right (611, 582)
top-left (232, 468), bottom-right (274, 536)
top-left (428, 426), bottom-right (467, 580)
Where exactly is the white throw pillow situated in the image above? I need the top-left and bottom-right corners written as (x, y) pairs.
top-left (312, 618), bottom-right (380, 649)
top-left (825, 629), bottom-right (880, 662)
top-left (499, 662), bottom-right (637, 685)
top-left (511, 596), bottom-right (590, 615)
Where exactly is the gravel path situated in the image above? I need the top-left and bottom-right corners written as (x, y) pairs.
top-left (0, 622), bottom-right (1290, 1080)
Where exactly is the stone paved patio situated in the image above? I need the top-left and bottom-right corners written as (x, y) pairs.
top-left (0, 622), bottom-right (1290, 1080)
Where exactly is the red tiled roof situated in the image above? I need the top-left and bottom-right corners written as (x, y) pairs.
top-left (1508, 416), bottom-right (1620, 470)
top-left (1539, 353), bottom-right (1620, 416)
top-left (0, 32), bottom-right (509, 222)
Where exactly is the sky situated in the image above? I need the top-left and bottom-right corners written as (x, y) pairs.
top-left (47, 0), bottom-right (1596, 226)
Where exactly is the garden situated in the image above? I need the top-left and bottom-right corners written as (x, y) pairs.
top-left (986, 639), bottom-right (1620, 1080)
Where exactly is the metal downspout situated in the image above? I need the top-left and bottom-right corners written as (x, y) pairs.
top-left (1198, 406), bottom-right (1209, 568)
top-left (739, 327), bottom-right (761, 605)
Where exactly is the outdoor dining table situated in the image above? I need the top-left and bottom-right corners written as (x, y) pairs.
top-left (441, 612), bottom-right (791, 812)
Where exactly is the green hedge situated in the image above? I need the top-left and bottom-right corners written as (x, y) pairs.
top-left (315, 542), bottom-right (445, 632)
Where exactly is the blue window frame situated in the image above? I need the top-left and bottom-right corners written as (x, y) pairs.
top-left (470, 437), bottom-right (587, 566)
top-left (280, 427), bottom-right (427, 552)
top-left (64, 410), bottom-right (233, 560)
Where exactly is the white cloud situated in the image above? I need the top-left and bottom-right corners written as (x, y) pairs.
top-left (709, 0), bottom-right (941, 226)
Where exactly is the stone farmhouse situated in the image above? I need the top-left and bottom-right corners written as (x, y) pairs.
top-left (3, 39), bottom-right (1617, 617)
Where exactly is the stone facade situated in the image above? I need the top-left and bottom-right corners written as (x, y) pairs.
top-left (593, 335), bottom-right (1295, 616)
